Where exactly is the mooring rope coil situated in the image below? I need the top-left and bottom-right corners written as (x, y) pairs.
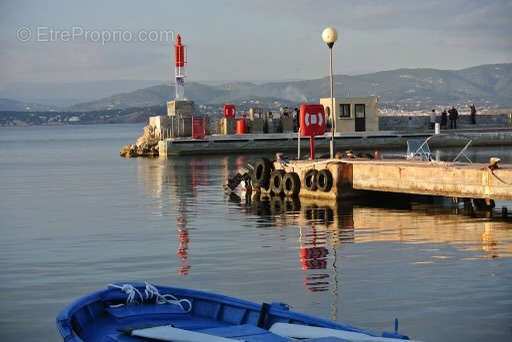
top-left (108, 283), bottom-right (144, 306)
top-left (108, 282), bottom-right (192, 312)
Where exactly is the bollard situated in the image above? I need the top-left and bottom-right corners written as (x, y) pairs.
top-left (434, 122), bottom-right (440, 135)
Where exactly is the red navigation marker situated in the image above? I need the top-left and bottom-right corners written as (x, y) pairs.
top-left (300, 104), bottom-right (326, 160)
top-left (223, 104), bottom-right (236, 118)
top-left (175, 34), bottom-right (185, 67)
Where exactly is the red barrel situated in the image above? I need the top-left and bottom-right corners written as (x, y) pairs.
top-left (236, 119), bottom-right (246, 134)
top-left (192, 117), bottom-right (206, 139)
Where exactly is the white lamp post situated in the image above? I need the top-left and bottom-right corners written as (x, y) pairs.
top-left (322, 27), bottom-right (338, 159)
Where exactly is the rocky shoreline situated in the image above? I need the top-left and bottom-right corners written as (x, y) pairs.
top-left (119, 124), bottom-right (160, 157)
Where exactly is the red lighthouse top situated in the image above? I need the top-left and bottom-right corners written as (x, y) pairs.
top-left (175, 34), bottom-right (185, 67)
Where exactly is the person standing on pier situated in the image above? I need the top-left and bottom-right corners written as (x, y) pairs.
top-left (293, 108), bottom-right (299, 131)
top-left (441, 108), bottom-right (448, 128)
top-left (448, 106), bottom-right (459, 129)
top-left (469, 103), bottom-right (477, 124)
top-left (430, 109), bottom-right (436, 129)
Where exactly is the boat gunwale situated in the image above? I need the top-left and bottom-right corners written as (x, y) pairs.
top-left (56, 282), bottom-right (380, 341)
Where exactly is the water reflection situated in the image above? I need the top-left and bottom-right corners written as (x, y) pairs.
top-left (299, 226), bottom-right (329, 293)
top-left (136, 157), bottom-right (217, 276)
top-left (240, 194), bottom-right (512, 259)
top-left (137, 154), bottom-right (512, 279)
top-left (230, 193), bottom-right (511, 322)
top-left (176, 214), bottom-right (190, 275)
top-left (135, 155), bottom-right (266, 276)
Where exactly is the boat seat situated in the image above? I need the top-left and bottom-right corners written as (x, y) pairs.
top-left (107, 304), bottom-right (187, 319)
top-left (270, 323), bottom-right (417, 341)
top-left (170, 316), bottom-right (229, 331)
top-left (111, 314), bottom-right (226, 331)
top-left (199, 324), bottom-right (292, 341)
top-left (105, 331), bottom-right (240, 342)
top-left (302, 338), bottom-right (352, 342)
top-left (104, 325), bottom-right (297, 342)
top-left (106, 325), bottom-right (256, 342)
top-left (105, 333), bottom-right (142, 342)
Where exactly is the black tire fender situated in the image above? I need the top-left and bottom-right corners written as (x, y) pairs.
top-left (283, 172), bottom-right (300, 196)
top-left (304, 169), bottom-right (318, 191)
top-left (316, 169), bottom-right (333, 192)
top-left (252, 158), bottom-right (272, 189)
top-left (270, 170), bottom-right (285, 194)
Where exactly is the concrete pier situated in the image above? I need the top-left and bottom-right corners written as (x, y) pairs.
top-left (159, 129), bottom-right (512, 156)
top-left (267, 158), bottom-right (512, 201)
top-left (347, 159), bottom-right (512, 200)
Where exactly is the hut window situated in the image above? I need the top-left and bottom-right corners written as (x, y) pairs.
top-left (339, 104), bottom-right (350, 118)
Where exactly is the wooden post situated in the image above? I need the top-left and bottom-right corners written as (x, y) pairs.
top-left (297, 131), bottom-right (301, 160)
top-left (310, 136), bottom-right (315, 160)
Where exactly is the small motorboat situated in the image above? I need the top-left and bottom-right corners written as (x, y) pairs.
top-left (57, 282), bottom-right (414, 342)
top-left (224, 166), bottom-right (252, 201)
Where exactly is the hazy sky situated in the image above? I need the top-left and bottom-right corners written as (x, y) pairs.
top-left (0, 0), bottom-right (511, 87)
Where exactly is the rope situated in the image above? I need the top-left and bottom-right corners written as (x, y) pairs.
top-left (108, 282), bottom-right (192, 312)
top-left (490, 168), bottom-right (511, 185)
top-left (108, 283), bottom-right (144, 306)
top-left (143, 281), bottom-right (192, 312)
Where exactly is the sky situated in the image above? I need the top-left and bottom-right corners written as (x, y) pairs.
top-left (0, 0), bottom-right (511, 87)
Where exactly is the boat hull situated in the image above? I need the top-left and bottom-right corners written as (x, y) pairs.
top-left (56, 282), bottom-right (409, 342)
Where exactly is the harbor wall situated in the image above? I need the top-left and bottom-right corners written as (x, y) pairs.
top-left (379, 113), bottom-right (512, 131)
top-left (158, 130), bottom-right (512, 156)
top-left (209, 113), bottom-right (512, 134)
top-left (151, 113), bottom-right (512, 138)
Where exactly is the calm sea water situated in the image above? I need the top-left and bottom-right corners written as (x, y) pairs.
top-left (0, 124), bottom-right (511, 341)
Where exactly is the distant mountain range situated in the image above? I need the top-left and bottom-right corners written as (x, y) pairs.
top-left (1, 64), bottom-right (511, 113)
top-left (0, 98), bottom-right (55, 112)
top-left (66, 63), bottom-right (512, 112)
top-left (0, 80), bottom-right (165, 108)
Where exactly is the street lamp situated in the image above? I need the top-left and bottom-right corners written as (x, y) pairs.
top-left (322, 27), bottom-right (338, 159)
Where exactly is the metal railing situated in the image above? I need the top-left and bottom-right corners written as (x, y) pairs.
top-left (159, 115), bottom-right (189, 140)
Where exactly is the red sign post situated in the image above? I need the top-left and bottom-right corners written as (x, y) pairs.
top-left (223, 104), bottom-right (236, 118)
top-left (300, 104), bottom-right (326, 160)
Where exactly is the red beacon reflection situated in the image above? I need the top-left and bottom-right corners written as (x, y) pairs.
top-left (300, 104), bottom-right (326, 160)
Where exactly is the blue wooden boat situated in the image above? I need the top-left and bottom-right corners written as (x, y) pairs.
top-left (57, 282), bottom-right (413, 342)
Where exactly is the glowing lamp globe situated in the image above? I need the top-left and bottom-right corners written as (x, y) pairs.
top-left (322, 27), bottom-right (338, 47)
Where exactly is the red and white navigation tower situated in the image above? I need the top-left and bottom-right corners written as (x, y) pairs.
top-left (174, 33), bottom-right (186, 100)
